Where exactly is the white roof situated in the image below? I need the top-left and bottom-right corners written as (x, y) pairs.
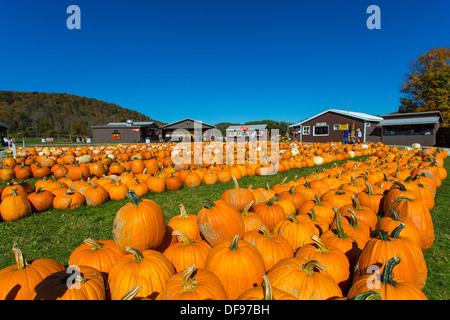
top-left (289, 109), bottom-right (383, 127)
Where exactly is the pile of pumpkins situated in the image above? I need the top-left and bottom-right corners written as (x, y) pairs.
top-left (0, 141), bottom-right (378, 222)
top-left (0, 145), bottom-right (446, 300)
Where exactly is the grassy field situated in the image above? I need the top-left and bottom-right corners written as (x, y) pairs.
top-left (0, 155), bottom-right (448, 300)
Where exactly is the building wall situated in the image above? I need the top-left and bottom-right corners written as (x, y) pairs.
top-left (380, 123), bottom-right (439, 147)
top-left (295, 112), bottom-right (381, 143)
top-left (92, 126), bottom-right (143, 143)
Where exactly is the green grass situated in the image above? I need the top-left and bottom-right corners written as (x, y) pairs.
top-left (0, 155), bottom-right (448, 300)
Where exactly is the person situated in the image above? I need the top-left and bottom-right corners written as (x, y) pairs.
top-left (343, 127), bottom-right (350, 144)
top-left (357, 128), bottom-right (362, 143)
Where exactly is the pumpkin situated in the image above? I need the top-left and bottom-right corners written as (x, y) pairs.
top-left (266, 258), bottom-right (343, 300)
top-left (320, 190), bottom-right (353, 209)
top-left (278, 186), bottom-right (307, 211)
top-left (348, 257), bottom-right (428, 300)
top-left (354, 225), bottom-right (424, 289)
top-left (0, 188), bottom-right (32, 221)
top-left (252, 197), bottom-right (287, 231)
top-left (340, 196), bottom-right (378, 230)
top-left (184, 170), bottom-right (202, 188)
top-left (295, 235), bottom-right (351, 294)
top-left (83, 182), bottom-right (109, 206)
top-left (107, 181), bottom-right (129, 201)
top-left (355, 182), bottom-right (385, 215)
top-left (108, 247), bottom-right (176, 300)
top-left (27, 187), bottom-right (55, 212)
top-left (388, 197), bottom-right (435, 251)
top-left (239, 200), bottom-right (264, 233)
top-left (375, 208), bottom-right (422, 249)
top-left (320, 208), bottom-right (365, 267)
top-left (52, 189), bottom-right (86, 210)
top-left (272, 213), bottom-right (316, 252)
top-left (112, 190), bottom-right (166, 252)
top-left (220, 175), bottom-right (255, 212)
top-left (165, 172), bottom-right (183, 191)
top-left (204, 234), bottom-right (266, 300)
top-left (146, 173), bottom-right (166, 194)
top-left (162, 265), bottom-right (228, 300)
top-left (0, 242), bottom-right (64, 300)
top-left (297, 195), bottom-right (335, 225)
top-left (237, 274), bottom-right (297, 300)
top-left (33, 265), bottom-right (107, 300)
top-left (197, 199), bottom-right (245, 247)
top-left (242, 225), bottom-right (294, 271)
top-left (168, 204), bottom-right (201, 241)
top-left (163, 230), bottom-right (212, 272)
top-left (67, 238), bottom-right (126, 281)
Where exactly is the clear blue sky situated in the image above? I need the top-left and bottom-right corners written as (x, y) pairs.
top-left (0, 0), bottom-right (448, 125)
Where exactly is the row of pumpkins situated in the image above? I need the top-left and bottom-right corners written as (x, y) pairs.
top-left (0, 141), bottom-right (379, 222)
top-left (0, 145), bottom-right (446, 299)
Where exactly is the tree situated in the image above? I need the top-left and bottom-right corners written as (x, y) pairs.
top-left (399, 47), bottom-right (450, 126)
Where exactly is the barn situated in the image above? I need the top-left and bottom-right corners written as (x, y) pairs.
top-left (160, 118), bottom-right (216, 142)
top-left (379, 111), bottom-right (443, 147)
top-left (91, 120), bottom-right (160, 144)
top-left (226, 124), bottom-right (269, 142)
top-left (289, 109), bottom-right (383, 143)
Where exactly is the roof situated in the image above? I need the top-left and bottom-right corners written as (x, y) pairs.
top-left (161, 118), bottom-right (215, 129)
top-left (226, 124), bottom-right (268, 131)
top-left (381, 111), bottom-right (444, 122)
top-left (0, 122), bottom-right (9, 129)
top-left (379, 117), bottom-right (441, 126)
top-left (105, 122), bottom-right (155, 126)
top-left (289, 109), bottom-right (383, 127)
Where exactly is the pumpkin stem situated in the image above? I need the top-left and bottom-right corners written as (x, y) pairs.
top-left (287, 213), bottom-right (298, 223)
top-left (203, 199), bottom-right (216, 209)
top-left (350, 195), bottom-right (362, 210)
top-left (125, 247), bottom-right (144, 262)
top-left (266, 197), bottom-right (277, 206)
top-left (172, 230), bottom-right (193, 245)
top-left (179, 204), bottom-right (189, 218)
top-left (392, 181), bottom-right (407, 192)
top-left (231, 175), bottom-right (239, 189)
top-left (381, 257), bottom-right (401, 286)
top-left (229, 234), bottom-right (241, 250)
top-left (332, 207), bottom-right (347, 239)
top-left (389, 223), bottom-right (405, 239)
top-left (126, 190), bottom-right (142, 206)
top-left (262, 275), bottom-right (274, 300)
top-left (83, 238), bottom-right (104, 250)
top-left (12, 242), bottom-right (29, 270)
top-left (371, 229), bottom-right (391, 241)
top-left (346, 208), bottom-right (359, 229)
top-left (311, 235), bottom-right (330, 253)
top-left (314, 194), bottom-right (323, 205)
top-left (386, 208), bottom-right (401, 221)
top-left (242, 200), bottom-right (255, 214)
top-left (309, 208), bottom-right (318, 221)
top-left (391, 196), bottom-right (413, 203)
top-left (258, 225), bottom-right (272, 238)
top-left (181, 264), bottom-right (198, 292)
top-left (120, 286), bottom-right (143, 300)
top-left (11, 188), bottom-right (18, 197)
top-left (302, 260), bottom-right (326, 275)
top-left (352, 291), bottom-right (382, 300)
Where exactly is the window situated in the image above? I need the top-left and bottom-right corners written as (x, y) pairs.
top-left (313, 125), bottom-right (329, 136)
top-left (333, 124), bottom-right (340, 130)
top-left (302, 126), bottom-right (310, 135)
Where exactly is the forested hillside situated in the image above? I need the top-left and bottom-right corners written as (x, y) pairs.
top-left (0, 91), bottom-right (161, 136)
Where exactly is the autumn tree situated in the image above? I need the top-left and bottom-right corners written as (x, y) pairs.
top-left (399, 47), bottom-right (450, 126)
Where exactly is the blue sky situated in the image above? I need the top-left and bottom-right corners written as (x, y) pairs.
top-left (0, 0), bottom-right (448, 125)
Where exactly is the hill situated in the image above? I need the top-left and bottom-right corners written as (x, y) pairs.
top-left (0, 90), bottom-right (162, 137)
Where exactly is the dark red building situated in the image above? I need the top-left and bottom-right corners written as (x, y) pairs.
top-left (290, 109), bottom-right (383, 143)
